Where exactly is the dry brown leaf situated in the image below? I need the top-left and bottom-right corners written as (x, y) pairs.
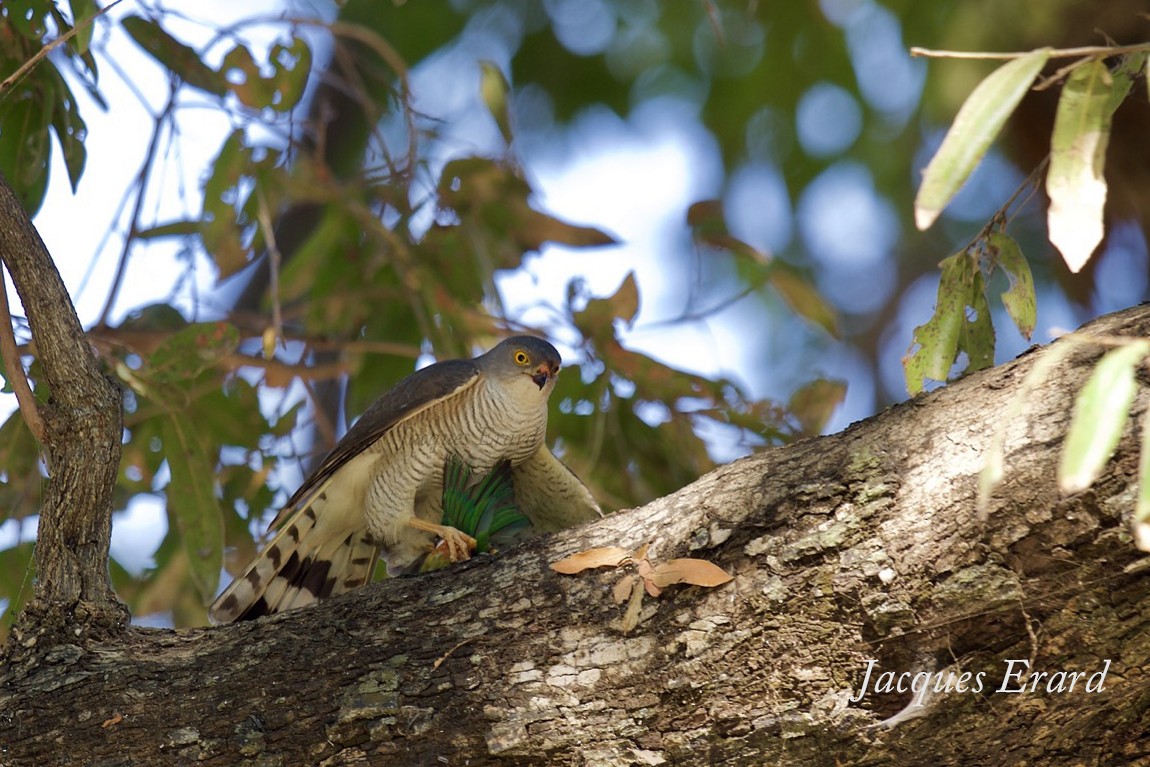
top-left (550, 546), bottom-right (631, 574)
top-left (621, 577), bottom-right (645, 633)
top-left (635, 556), bottom-right (661, 597)
top-left (651, 558), bottom-right (733, 589)
top-left (613, 574), bottom-right (636, 604)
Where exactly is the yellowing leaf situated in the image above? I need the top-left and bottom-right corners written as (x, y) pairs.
top-left (479, 60), bottom-right (513, 145)
top-left (651, 558), bottom-right (734, 589)
top-left (122, 15), bottom-right (227, 97)
top-left (960, 269), bottom-right (995, 373)
top-left (1047, 59), bottom-right (1115, 273)
top-left (1060, 341), bottom-right (1150, 494)
top-left (915, 48), bottom-right (1050, 230)
top-left (903, 253), bottom-right (968, 394)
top-left (550, 546), bottom-right (630, 574)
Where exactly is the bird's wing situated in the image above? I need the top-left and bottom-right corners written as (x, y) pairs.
top-left (267, 358), bottom-right (482, 530)
top-left (512, 444), bottom-right (602, 531)
top-left (209, 500), bottom-right (379, 623)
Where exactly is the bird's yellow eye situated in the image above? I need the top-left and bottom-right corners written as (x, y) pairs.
top-left (513, 350), bottom-right (530, 366)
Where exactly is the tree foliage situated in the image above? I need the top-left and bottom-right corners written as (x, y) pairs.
top-left (2, 0), bottom-right (1149, 640)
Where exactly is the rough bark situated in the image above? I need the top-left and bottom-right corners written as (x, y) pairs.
top-left (0, 172), bottom-right (126, 640)
top-left (2, 302), bottom-right (1149, 765)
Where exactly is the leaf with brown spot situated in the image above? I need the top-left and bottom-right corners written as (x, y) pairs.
top-left (550, 547), bottom-right (631, 574)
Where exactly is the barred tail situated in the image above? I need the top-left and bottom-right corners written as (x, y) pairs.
top-left (209, 499), bottom-right (378, 623)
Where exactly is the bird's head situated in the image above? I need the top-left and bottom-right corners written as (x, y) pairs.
top-left (484, 336), bottom-right (562, 396)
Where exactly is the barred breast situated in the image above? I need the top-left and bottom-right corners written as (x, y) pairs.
top-left (364, 374), bottom-right (550, 571)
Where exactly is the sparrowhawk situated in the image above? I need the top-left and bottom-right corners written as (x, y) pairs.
top-left (209, 336), bottom-right (600, 623)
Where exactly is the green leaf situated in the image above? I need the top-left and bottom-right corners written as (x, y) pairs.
top-left (1059, 341), bottom-right (1150, 494)
top-left (574, 271), bottom-right (641, 342)
top-left (122, 15), bottom-right (227, 97)
top-left (161, 416), bottom-right (223, 603)
top-left (0, 542), bottom-right (36, 641)
top-left (902, 253), bottom-right (968, 394)
top-left (201, 130), bottom-right (256, 278)
top-left (67, 0), bottom-right (100, 56)
top-left (787, 378), bottom-right (847, 437)
top-left (43, 65), bottom-right (87, 192)
top-left (0, 402), bottom-right (43, 520)
top-left (479, 60), bottom-right (513, 145)
top-left (960, 269), bottom-right (995, 373)
top-left (0, 82), bottom-right (53, 213)
top-left (145, 322), bottom-right (239, 385)
top-left (915, 48), bottom-right (1050, 230)
top-left (1046, 58), bottom-right (1115, 273)
top-left (1104, 51), bottom-right (1144, 116)
top-left (136, 220), bottom-right (200, 240)
top-left (221, 38), bottom-right (312, 113)
top-left (989, 232), bottom-right (1035, 341)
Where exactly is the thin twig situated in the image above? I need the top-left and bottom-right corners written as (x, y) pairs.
top-left (909, 42), bottom-right (1150, 60)
top-left (300, 376), bottom-right (338, 450)
top-left (0, 265), bottom-right (46, 442)
top-left (84, 323), bottom-right (422, 359)
top-left (324, 19), bottom-right (419, 181)
top-left (636, 285), bottom-right (757, 331)
top-left (97, 95), bottom-right (176, 326)
top-left (254, 188), bottom-right (285, 356)
top-left (0, 0), bottom-right (125, 93)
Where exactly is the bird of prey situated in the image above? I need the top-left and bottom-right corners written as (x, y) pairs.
top-left (209, 336), bottom-right (601, 623)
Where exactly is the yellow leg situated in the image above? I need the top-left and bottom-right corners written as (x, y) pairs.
top-left (407, 517), bottom-right (477, 562)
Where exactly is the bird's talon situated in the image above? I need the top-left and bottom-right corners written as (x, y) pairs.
top-left (408, 517), bottom-right (476, 563)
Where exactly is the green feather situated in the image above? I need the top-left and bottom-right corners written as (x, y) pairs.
top-left (440, 454), bottom-right (529, 554)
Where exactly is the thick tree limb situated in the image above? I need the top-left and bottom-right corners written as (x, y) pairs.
top-left (2, 305), bottom-right (1149, 766)
top-left (0, 172), bottom-right (126, 633)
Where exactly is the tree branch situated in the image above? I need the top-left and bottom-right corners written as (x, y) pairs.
top-left (2, 303), bottom-right (1148, 766)
top-left (0, 170), bottom-right (126, 636)
top-left (0, 264), bottom-right (45, 442)
top-left (909, 43), bottom-right (1150, 60)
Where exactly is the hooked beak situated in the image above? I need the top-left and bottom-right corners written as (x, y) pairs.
top-left (531, 361), bottom-right (559, 390)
